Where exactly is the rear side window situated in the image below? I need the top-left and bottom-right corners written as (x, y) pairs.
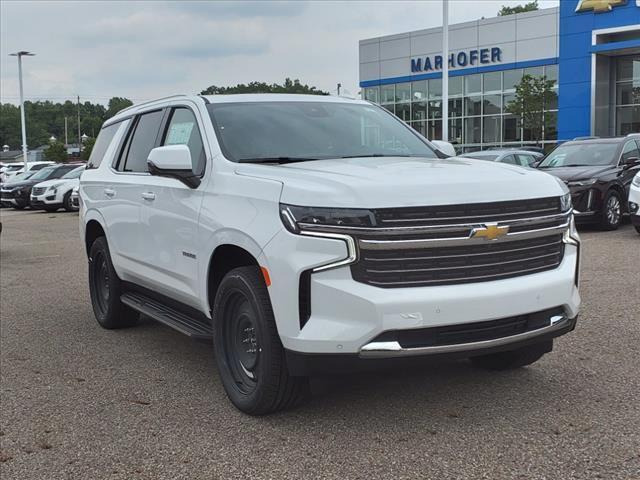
top-left (502, 155), bottom-right (518, 165)
top-left (621, 140), bottom-right (640, 163)
top-left (516, 154), bottom-right (533, 166)
top-left (162, 108), bottom-right (206, 176)
top-left (87, 122), bottom-right (120, 169)
top-left (119, 110), bottom-right (164, 173)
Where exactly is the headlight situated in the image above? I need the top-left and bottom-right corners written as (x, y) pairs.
top-left (280, 204), bottom-right (376, 233)
top-left (633, 175), bottom-right (640, 188)
top-left (560, 192), bottom-right (572, 213)
top-left (567, 179), bottom-right (597, 187)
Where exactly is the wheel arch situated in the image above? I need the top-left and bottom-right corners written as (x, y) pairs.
top-left (84, 210), bottom-right (108, 256)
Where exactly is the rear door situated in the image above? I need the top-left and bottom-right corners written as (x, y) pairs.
top-left (137, 105), bottom-right (207, 308)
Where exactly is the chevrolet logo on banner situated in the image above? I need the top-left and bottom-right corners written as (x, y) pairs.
top-left (576, 0), bottom-right (627, 12)
top-left (470, 224), bottom-right (510, 241)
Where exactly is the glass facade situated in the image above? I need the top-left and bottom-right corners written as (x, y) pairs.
top-left (615, 55), bottom-right (640, 135)
top-left (363, 65), bottom-right (559, 153)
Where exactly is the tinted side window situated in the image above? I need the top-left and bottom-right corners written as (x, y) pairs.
top-left (87, 122), bottom-right (120, 169)
top-left (121, 110), bottom-right (164, 173)
top-left (502, 155), bottom-right (518, 165)
top-left (621, 140), bottom-right (640, 162)
top-left (50, 166), bottom-right (76, 178)
top-left (162, 108), bottom-right (205, 175)
top-left (31, 164), bottom-right (48, 171)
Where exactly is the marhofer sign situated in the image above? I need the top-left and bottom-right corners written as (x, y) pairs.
top-left (411, 47), bottom-right (502, 73)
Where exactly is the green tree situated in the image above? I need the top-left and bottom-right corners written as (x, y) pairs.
top-left (498, 1), bottom-right (538, 16)
top-left (43, 141), bottom-right (68, 163)
top-left (506, 74), bottom-right (557, 145)
top-left (200, 78), bottom-right (329, 96)
top-left (81, 137), bottom-right (95, 161)
top-left (106, 97), bottom-right (133, 119)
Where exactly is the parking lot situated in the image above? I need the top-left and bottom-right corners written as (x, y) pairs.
top-left (0, 209), bottom-right (638, 479)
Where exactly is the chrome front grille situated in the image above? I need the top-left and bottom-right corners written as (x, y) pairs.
top-left (32, 187), bottom-right (47, 196)
top-left (351, 234), bottom-right (565, 287)
top-left (301, 197), bottom-right (570, 288)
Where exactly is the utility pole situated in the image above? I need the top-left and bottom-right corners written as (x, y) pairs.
top-left (442, 0), bottom-right (449, 142)
top-left (337, 83), bottom-right (341, 96)
top-left (9, 51), bottom-right (35, 169)
top-left (77, 96), bottom-right (81, 159)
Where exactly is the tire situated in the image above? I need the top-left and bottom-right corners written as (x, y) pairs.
top-left (598, 190), bottom-right (622, 231)
top-left (44, 206), bottom-right (59, 213)
top-left (88, 236), bottom-right (139, 329)
top-left (469, 340), bottom-right (552, 371)
top-left (63, 191), bottom-right (76, 212)
top-left (635, 225), bottom-right (640, 235)
top-left (212, 266), bottom-right (309, 415)
top-left (13, 203), bottom-right (26, 210)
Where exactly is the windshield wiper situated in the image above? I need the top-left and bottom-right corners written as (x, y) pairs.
top-left (237, 157), bottom-right (322, 164)
top-left (338, 154), bottom-right (417, 159)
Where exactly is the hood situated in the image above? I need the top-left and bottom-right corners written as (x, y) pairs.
top-left (1, 179), bottom-right (36, 189)
top-left (235, 157), bottom-right (566, 208)
top-left (537, 165), bottom-right (614, 182)
top-left (33, 178), bottom-right (78, 189)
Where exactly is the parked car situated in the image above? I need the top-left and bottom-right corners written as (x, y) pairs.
top-left (0, 163), bottom-right (82, 209)
top-left (537, 135), bottom-right (640, 230)
top-left (629, 172), bottom-right (640, 235)
top-left (80, 94), bottom-right (580, 415)
top-left (0, 161), bottom-right (54, 183)
top-left (30, 165), bottom-right (84, 212)
top-left (0, 171), bottom-right (35, 207)
top-left (459, 150), bottom-right (542, 167)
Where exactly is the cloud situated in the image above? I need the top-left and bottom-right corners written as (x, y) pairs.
top-left (0, 0), bottom-right (559, 105)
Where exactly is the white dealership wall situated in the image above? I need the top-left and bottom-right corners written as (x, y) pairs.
top-left (359, 7), bottom-right (559, 86)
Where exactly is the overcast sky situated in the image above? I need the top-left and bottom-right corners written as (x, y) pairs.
top-left (0, 0), bottom-right (559, 105)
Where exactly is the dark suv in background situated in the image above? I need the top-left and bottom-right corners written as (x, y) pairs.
top-left (538, 134), bottom-right (640, 230)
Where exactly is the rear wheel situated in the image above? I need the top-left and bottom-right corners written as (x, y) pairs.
top-left (88, 236), bottom-right (138, 329)
top-left (469, 341), bottom-right (552, 370)
top-left (599, 190), bottom-right (622, 230)
top-left (212, 266), bottom-right (308, 415)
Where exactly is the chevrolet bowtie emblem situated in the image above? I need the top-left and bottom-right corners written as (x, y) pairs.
top-left (471, 223), bottom-right (509, 241)
top-left (575, 0), bottom-right (626, 13)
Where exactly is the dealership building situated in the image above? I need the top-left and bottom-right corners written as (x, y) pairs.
top-left (359, 0), bottom-right (640, 152)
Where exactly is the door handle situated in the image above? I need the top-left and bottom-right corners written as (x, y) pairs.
top-left (104, 188), bottom-right (115, 198)
top-left (141, 192), bottom-right (156, 201)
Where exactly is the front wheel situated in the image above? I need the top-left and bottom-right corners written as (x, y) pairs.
top-left (599, 190), bottom-right (622, 230)
top-left (212, 266), bottom-right (308, 415)
top-left (63, 191), bottom-right (76, 212)
top-left (469, 341), bottom-right (552, 370)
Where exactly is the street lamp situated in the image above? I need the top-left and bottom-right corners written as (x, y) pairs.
top-left (9, 51), bottom-right (35, 170)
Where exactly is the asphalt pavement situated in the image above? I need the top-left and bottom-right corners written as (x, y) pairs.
top-left (1, 209), bottom-right (639, 479)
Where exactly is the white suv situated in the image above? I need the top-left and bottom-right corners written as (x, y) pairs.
top-left (30, 165), bottom-right (84, 212)
top-left (80, 94), bottom-right (581, 414)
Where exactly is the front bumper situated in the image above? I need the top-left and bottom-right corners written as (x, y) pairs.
top-left (30, 192), bottom-right (61, 208)
top-left (261, 228), bottom-right (581, 356)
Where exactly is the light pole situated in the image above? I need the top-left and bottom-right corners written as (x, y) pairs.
top-left (9, 51), bottom-right (35, 170)
top-left (442, 0), bottom-right (449, 142)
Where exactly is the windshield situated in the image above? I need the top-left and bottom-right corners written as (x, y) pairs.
top-left (539, 143), bottom-right (618, 167)
top-left (61, 166), bottom-right (84, 179)
top-left (30, 166), bottom-right (57, 180)
top-left (207, 101), bottom-right (438, 163)
top-left (7, 171), bottom-right (34, 182)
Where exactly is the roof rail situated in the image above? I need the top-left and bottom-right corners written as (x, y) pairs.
top-left (116, 94), bottom-right (190, 116)
top-left (572, 136), bottom-right (599, 141)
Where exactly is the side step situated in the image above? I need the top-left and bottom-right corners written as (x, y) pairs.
top-left (121, 292), bottom-right (213, 341)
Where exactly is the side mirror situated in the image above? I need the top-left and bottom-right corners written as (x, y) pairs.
top-left (147, 145), bottom-right (200, 188)
top-left (533, 160), bottom-right (543, 168)
top-left (431, 140), bottom-right (457, 157)
top-left (623, 156), bottom-right (640, 170)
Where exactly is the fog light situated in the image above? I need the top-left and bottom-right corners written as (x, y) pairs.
top-left (630, 202), bottom-right (639, 214)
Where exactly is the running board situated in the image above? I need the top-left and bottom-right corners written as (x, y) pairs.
top-left (121, 292), bottom-right (213, 341)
